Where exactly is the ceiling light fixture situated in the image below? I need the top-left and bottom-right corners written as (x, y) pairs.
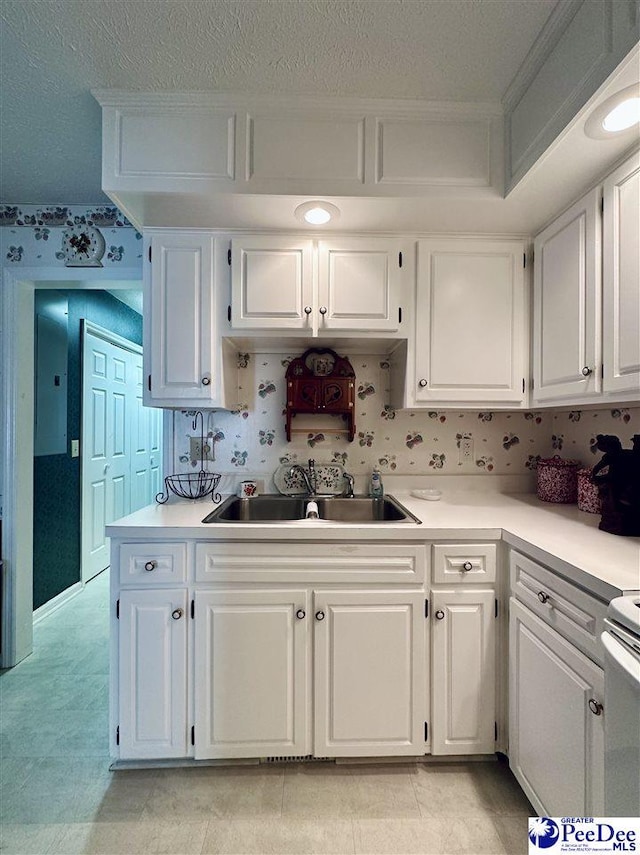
top-left (585, 84), bottom-right (640, 139)
top-left (295, 201), bottom-right (340, 226)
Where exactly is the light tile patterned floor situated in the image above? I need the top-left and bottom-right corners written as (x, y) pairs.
top-left (0, 570), bottom-right (533, 854)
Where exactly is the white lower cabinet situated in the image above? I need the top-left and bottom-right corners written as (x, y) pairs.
top-left (193, 589), bottom-right (310, 759)
top-left (431, 588), bottom-right (496, 755)
top-left (117, 588), bottom-right (188, 759)
top-left (314, 590), bottom-right (426, 757)
top-left (509, 597), bottom-right (604, 816)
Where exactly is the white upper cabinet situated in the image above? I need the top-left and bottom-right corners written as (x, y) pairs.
top-left (231, 236), bottom-right (403, 335)
top-left (231, 236), bottom-right (314, 331)
top-left (533, 188), bottom-right (601, 404)
top-left (603, 151), bottom-right (640, 396)
top-left (412, 239), bottom-right (526, 406)
top-left (145, 230), bottom-right (237, 409)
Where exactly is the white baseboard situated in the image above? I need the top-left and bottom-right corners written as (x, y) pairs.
top-left (33, 581), bottom-right (82, 625)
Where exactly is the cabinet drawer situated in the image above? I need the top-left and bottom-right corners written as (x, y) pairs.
top-left (195, 542), bottom-right (428, 584)
top-left (119, 543), bottom-right (187, 585)
top-left (510, 550), bottom-right (607, 666)
top-left (432, 544), bottom-right (497, 584)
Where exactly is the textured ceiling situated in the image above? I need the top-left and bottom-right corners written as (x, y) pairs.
top-left (0, 0), bottom-right (557, 204)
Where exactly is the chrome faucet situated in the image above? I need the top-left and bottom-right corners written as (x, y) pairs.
top-left (342, 472), bottom-right (355, 498)
top-left (307, 459), bottom-right (317, 495)
top-left (288, 463), bottom-right (315, 496)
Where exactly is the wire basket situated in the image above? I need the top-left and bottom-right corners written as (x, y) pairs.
top-left (156, 471), bottom-right (222, 504)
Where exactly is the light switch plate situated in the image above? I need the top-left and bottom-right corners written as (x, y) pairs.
top-left (71, 439), bottom-right (80, 458)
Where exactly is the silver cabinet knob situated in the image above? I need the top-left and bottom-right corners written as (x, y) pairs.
top-left (435, 609), bottom-right (445, 620)
top-left (171, 608), bottom-right (183, 620)
top-left (418, 379), bottom-right (427, 388)
top-left (144, 561), bottom-right (157, 572)
top-left (202, 376), bottom-right (211, 386)
top-left (588, 698), bottom-right (603, 716)
top-left (296, 609), bottom-right (306, 620)
top-left (537, 591), bottom-right (550, 604)
top-left (319, 306), bottom-right (327, 315)
top-left (462, 561), bottom-right (473, 571)
top-left (315, 610), bottom-right (325, 621)
top-left (304, 306), bottom-right (312, 315)
top-left (581, 366), bottom-right (592, 377)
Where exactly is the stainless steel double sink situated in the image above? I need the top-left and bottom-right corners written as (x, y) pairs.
top-left (202, 494), bottom-right (421, 524)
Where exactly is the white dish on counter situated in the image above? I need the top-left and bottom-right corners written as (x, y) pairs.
top-left (410, 489), bottom-right (442, 501)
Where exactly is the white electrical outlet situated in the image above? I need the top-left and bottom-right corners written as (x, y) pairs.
top-left (459, 435), bottom-right (474, 464)
top-left (190, 437), bottom-right (212, 462)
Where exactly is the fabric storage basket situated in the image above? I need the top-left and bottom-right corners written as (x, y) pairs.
top-left (537, 456), bottom-right (580, 503)
top-left (577, 467), bottom-right (602, 514)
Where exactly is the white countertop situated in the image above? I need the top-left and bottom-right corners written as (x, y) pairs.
top-left (107, 491), bottom-right (640, 602)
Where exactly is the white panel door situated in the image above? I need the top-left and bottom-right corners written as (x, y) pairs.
top-left (130, 354), bottom-right (162, 511)
top-left (533, 188), bottom-right (601, 403)
top-left (231, 236), bottom-right (314, 331)
top-left (415, 239), bottom-right (526, 403)
top-left (194, 589), bottom-right (310, 759)
top-left (118, 588), bottom-right (188, 760)
top-left (148, 231), bottom-right (215, 400)
top-left (431, 588), bottom-right (496, 755)
top-left (314, 590), bottom-right (425, 757)
top-left (509, 598), bottom-right (604, 817)
top-left (317, 239), bottom-right (402, 332)
top-left (603, 152), bottom-right (640, 395)
top-left (82, 334), bottom-right (131, 582)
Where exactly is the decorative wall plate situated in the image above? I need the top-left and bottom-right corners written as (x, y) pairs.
top-left (61, 224), bottom-right (106, 267)
top-left (274, 462), bottom-right (345, 496)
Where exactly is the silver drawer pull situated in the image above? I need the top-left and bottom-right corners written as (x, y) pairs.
top-left (319, 306), bottom-right (327, 316)
top-left (462, 561), bottom-right (473, 571)
top-left (588, 698), bottom-right (603, 716)
top-left (304, 306), bottom-right (312, 315)
top-left (418, 378), bottom-right (427, 388)
top-left (296, 609), bottom-right (306, 620)
top-left (537, 591), bottom-right (550, 604)
top-left (202, 376), bottom-right (211, 386)
top-left (144, 561), bottom-right (157, 572)
top-left (171, 608), bottom-right (183, 620)
top-left (581, 366), bottom-right (592, 377)
top-left (435, 609), bottom-right (445, 620)
top-left (315, 610), bottom-right (325, 621)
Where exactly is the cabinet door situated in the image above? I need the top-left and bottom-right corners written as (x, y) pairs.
top-left (509, 598), bottom-right (604, 817)
top-left (431, 588), bottom-right (496, 755)
top-left (231, 236), bottom-right (314, 331)
top-left (147, 231), bottom-right (215, 402)
top-left (415, 240), bottom-right (526, 404)
top-left (314, 590), bottom-right (425, 757)
top-left (603, 151), bottom-right (640, 395)
top-left (194, 589), bottom-right (310, 759)
top-left (317, 238), bottom-right (402, 332)
top-left (118, 588), bottom-right (188, 759)
top-left (533, 188), bottom-right (601, 403)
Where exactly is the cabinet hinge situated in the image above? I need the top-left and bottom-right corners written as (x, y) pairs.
top-left (191, 599), bottom-right (195, 619)
top-left (424, 599), bottom-right (429, 618)
top-left (494, 721), bottom-right (498, 742)
top-left (495, 598), bottom-right (499, 618)
top-left (522, 378), bottom-right (525, 394)
top-left (523, 251), bottom-right (526, 268)
top-left (227, 248), bottom-right (232, 266)
top-left (398, 251), bottom-right (403, 268)
top-left (191, 726), bottom-right (195, 746)
top-left (147, 375), bottom-right (151, 392)
top-left (116, 725), bottom-right (120, 745)
top-left (148, 246), bottom-right (152, 263)
top-left (227, 305), bottom-right (231, 324)
top-left (398, 307), bottom-right (403, 325)
top-left (424, 721), bottom-right (429, 742)
top-left (601, 363), bottom-right (604, 379)
top-left (116, 599), bottom-right (120, 619)
top-left (601, 196), bottom-right (604, 215)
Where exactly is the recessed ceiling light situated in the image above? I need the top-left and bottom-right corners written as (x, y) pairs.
top-left (602, 97), bottom-right (640, 132)
top-left (585, 84), bottom-right (640, 139)
top-left (294, 201), bottom-right (341, 226)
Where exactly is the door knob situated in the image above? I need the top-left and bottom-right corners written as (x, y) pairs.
top-left (296, 609), bottom-right (306, 620)
top-left (418, 379), bottom-right (427, 388)
top-left (315, 610), bottom-right (325, 621)
top-left (144, 561), bottom-right (157, 572)
top-left (202, 376), bottom-right (211, 386)
top-left (462, 561), bottom-right (473, 571)
top-left (435, 610), bottom-right (445, 620)
top-left (171, 608), bottom-right (183, 620)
